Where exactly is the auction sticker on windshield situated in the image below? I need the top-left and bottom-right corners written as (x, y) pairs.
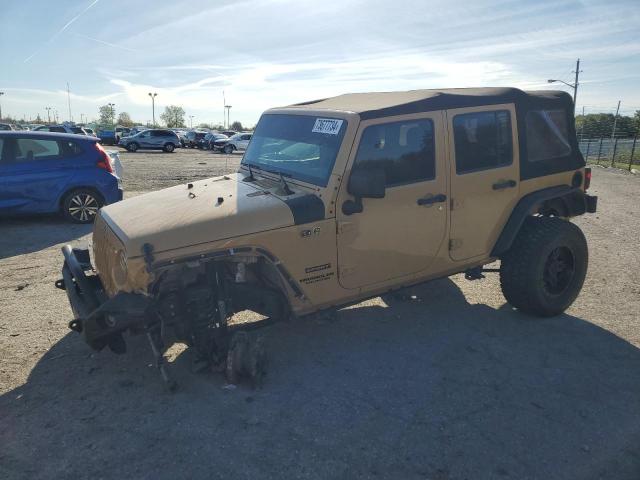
top-left (312, 118), bottom-right (343, 135)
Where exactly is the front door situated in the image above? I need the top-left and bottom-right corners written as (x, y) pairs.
top-left (337, 112), bottom-right (448, 289)
top-left (137, 131), bottom-right (152, 148)
top-left (446, 105), bottom-right (520, 261)
top-left (0, 137), bottom-right (68, 214)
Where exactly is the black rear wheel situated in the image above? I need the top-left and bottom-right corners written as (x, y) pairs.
top-left (127, 142), bottom-right (139, 152)
top-left (500, 216), bottom-right (588, 317)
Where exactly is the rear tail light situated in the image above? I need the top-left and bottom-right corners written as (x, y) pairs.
top-left (584, 167), bottom-right (591, 190)
top-left (95, 143), bottom-right (114, 173)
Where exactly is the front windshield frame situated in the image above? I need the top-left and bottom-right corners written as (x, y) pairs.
top-left (241, 113), bottom-right (348, 187)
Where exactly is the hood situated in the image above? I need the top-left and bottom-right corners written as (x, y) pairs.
top-left (100, 173), bottom-right (296, 256)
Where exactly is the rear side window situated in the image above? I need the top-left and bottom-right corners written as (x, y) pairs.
top-left (453, 111), bottom-right (512, 174)
top-left (60, 140), bottom-right (83, 156)
top-left (15, 138), bottom-right (60, 161)
top-left (49, 126), bottom-right (66, 133)
top-left (353, 118), bottom-right (436, 186)
top-left (525, 110), bottom-right (571, 162)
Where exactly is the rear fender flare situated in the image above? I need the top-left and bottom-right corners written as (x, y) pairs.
top-left (491, 186), bottom-right (591, 257)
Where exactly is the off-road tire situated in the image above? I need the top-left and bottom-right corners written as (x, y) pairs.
top-left (500, 216), bottom-right (588, 317)
top-left (127, 142), bottom-right (139, 152)
top-left (62, 188), bottom-right (104, 224)
top-left (163, 143), bottom-right (175, 153)
top-left (224, 144), bottom-right (234, 154)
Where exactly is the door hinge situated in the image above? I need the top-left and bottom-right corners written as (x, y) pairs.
top-left (340, 265), bottom-right (356, 276)
top-left (338, 222), bottom-right (354, 234)
top-left (449, 239), bottom-right (463, 250)
top-left (450, 198), bottom-right (462, 210)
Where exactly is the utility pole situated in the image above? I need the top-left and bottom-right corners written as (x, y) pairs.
top-left (148, 92), bottom-right (157, 126)
top-left (45, 106), bottom-right (51, 124)
top-left (66, 82), bottom-right (72, 122)
top-left (572, 58), bottom-right (581, 110)
top-left (611, 100), bottom-right (621, 140)
top-left (223, 90), bottom-right (226, 128)
top-left (547, 58), bottom-right (582, 113)
top-left (189, 115), bottom-right (194, 128)
top-left (0, 92), bottom-right (4, 121)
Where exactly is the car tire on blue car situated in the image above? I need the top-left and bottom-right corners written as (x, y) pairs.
top-left (127, 142), bottom-right (139, 152)
top-left (164, 143), bottom-right (175, 153)
top-left (224, 144), bottom-right (234, 154)
top-left (62, 188), bottom-right (104, 224)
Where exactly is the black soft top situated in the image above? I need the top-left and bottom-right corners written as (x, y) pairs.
top-left (289, 87), bottom-right (573, 120)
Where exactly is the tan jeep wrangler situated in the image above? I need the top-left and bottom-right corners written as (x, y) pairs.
top-left (58, 87), bottom-right (597, 389)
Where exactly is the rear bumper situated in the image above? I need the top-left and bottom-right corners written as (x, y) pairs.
top-left (57, 245), bottom-right (151, 351)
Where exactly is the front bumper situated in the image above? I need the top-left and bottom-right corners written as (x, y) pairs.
top-left (57, 245), bottom-right (151, 351)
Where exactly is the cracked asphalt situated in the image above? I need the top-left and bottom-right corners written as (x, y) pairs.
top-left (1, 148), bottom-right (639, 480)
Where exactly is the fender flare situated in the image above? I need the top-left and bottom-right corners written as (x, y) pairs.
top-left (491, 186), bottom-right (597, 257)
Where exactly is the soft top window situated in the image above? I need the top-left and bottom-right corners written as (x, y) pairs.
top-left (525, 109), bottom-right (571, 162)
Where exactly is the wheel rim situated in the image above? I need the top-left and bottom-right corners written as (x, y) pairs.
top-left (68, 193), bottom-right (99, 222)
top-left (130, 144), bottom-right (137, 151)
top-left (167, 144), bottom-right (174, 151)
top-left (543, 246), bottom-right (575, 295)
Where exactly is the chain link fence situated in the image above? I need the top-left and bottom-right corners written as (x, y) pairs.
top-left (578, 136), bottom-right (638, 171)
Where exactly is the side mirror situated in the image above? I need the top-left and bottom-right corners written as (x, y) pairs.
top-left (342, 167), bottom-right (386, 216)
top-left (347, 167), bottom-right (386, 199)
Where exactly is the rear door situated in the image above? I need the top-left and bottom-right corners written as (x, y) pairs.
top-left (337, 112), bottom-right (448, 289)
top-left (446, 104), bottom-right (520, 261)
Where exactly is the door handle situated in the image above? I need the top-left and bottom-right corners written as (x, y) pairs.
top-left (492, 179), bottom-right (517, 190)
top-left (417, 194), bottom-right (447, 206)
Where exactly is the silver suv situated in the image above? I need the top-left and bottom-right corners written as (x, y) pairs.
top-left (119, 129), bottom-right (180, 153)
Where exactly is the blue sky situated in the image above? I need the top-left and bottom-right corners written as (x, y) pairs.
top-left (1, 0), bottom-right (639, 126)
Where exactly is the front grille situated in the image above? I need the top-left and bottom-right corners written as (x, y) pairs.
top-left (92, 213), bottom-right (125, 297)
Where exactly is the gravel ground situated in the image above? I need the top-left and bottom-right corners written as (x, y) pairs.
top-left (1, 149), bottom-right (639, 480)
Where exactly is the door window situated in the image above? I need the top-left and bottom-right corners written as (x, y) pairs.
top-left (353, 119), bottom-right (435, 186)
top-left (49, 126), bottom-right (66, 133)
top-left (15, 138), bottom-right (61, 162)
top-left (453, 111), bottom-right (512, 174)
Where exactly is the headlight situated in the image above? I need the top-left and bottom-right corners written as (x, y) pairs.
top-left (111, 249), bottom-right (128, 287)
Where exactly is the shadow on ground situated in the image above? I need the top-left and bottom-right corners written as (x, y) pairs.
top-left (1, 279), bottom-right (639, 480)
top-left (0, 216), bottom-right (91, 259)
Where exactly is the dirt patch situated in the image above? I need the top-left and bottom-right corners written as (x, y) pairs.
top-left (1, 163), bottom-right (639, 480)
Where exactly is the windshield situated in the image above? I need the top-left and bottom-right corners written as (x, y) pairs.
top-left (242, 114), bottom-right (347, 187)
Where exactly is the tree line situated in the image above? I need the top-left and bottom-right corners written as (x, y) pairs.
top-left (575, 111), bottom-right (640, 138)
top-left (96, 104), bottom-right (245, 131)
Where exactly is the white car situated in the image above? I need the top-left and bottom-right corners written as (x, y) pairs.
top-left (222, 133), bottom-right (252, 154)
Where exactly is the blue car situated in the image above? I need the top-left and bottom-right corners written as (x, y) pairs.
top-left (0, 131), bottom-right (123, 223)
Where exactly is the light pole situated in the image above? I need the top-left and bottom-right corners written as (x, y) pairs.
top-left (45, 106), bottom-right (51, 124)
top-left (548, 58), bottom-right (581, 112)
top-left (189, 115), bottom-right (194, 128)
top-left (54, 110), bottom-right (59, 123)
top-left (225, 105), bottom-right (232, 129)
top-left (108, 103), bottom-right (116, 126)
top-left (0, 92), bottom-right (4, 121)
top-left (148, 92), bottom-right (157, 126)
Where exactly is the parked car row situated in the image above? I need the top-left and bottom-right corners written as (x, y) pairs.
top-left (0, 131), bottom-right (122, 223)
